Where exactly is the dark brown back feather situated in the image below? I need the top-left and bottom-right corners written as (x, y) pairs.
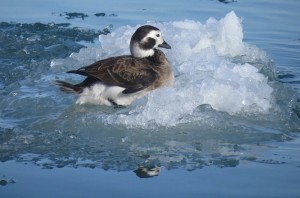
top-left (67, 55), bottom-right (160, 94)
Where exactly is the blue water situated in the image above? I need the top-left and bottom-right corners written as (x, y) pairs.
top-left (1, 0), bottom-right (300, 197)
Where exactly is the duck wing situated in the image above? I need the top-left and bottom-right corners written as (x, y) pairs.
top-left (67, 55), bottom-right (159, 94)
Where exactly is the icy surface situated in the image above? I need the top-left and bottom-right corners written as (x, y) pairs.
top-left (69, 11), bottom-right (276, 127)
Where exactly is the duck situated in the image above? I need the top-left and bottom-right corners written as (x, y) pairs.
top-left (56, 25), bottom-right (174, 106)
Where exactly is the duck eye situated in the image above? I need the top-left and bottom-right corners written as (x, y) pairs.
top-left (156, 34), bottom-right (160, 37)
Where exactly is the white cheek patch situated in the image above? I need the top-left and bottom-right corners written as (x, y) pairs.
top-left (145, 30), bottom-right (164, 46)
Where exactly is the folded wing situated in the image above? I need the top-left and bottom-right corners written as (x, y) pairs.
top-left (67, 56), bottom-right (159, 94)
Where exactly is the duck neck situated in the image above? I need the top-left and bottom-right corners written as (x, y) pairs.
top-left (146, 49), bottom-right (165, 65)
top-left (130, 42), bottom-right (155, 58)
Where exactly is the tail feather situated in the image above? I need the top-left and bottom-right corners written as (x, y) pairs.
top-left (67, 70), bottom-right (87, 76)
top-left (55, 80), bottom-right (83, 94)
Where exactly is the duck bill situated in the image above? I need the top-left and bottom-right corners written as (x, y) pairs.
top-left (158, 40), bottom-right (171, 49)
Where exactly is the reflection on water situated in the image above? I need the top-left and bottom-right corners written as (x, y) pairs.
top-left (0, 122), bottom-right (294, 178)
top-left (134, 166), bottom-right (160, 178)
top-left (0, 177), bottom-right (15, 186)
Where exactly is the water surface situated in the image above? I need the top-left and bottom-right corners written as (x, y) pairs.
top-left (0, 0), bottom-right (300, 197)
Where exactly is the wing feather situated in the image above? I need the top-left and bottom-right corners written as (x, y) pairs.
top-left (67, 55), bottom-right (158, 94)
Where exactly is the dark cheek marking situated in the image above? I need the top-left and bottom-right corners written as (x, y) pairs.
top-left (141, 38), bottom-right (156, 50)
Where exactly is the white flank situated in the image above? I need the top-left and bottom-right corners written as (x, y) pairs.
top-left (76, 82), bottom-right (147, 106)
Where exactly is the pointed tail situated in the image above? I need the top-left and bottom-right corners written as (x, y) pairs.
top-left (55, 80), bottom-right (83, 94)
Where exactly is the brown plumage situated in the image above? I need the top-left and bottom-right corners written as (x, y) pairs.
top-left (59, 49), bottom-right (172, 94)
top-left (56, 25), bottom-right (173, 106)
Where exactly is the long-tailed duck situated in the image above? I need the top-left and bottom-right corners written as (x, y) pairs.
top-left (56, 25), bottom-right (174, 106)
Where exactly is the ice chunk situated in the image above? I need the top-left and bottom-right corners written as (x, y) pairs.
top-left (58, 11), bottom-right (277, 127)
top-left (215, 11), bottom-right (244, 56)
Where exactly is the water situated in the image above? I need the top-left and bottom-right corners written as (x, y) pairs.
top-left (1, 0), bottom-right (300, 197)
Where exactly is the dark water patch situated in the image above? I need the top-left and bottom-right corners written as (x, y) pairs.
top-left (63, 12), bottom-right (88, 20)
top-left (255, 159), bottom-right (286, 165)
top-left (0, 22), bottom-right (110, 86)
top-left (209, 158), bottom-right (239, 168)
top-left (278, 72), bottom-right (300, 85)
top-left (0, 176), bottom-right (16, 186)
top-left (95, 13), bottom-right (118, 17)
top-left (218, 0), bottom-right (237, 4)
top-left (0, 21), bottom-right (110, 57)
top-left (293, 102), bottom-right (300, 118)
top-left (278, 72), bottom-right (296, 80)
top-left (58, 12), bottom-right (118, 19)
top-left (95, 13), bottom-right (106, 17)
